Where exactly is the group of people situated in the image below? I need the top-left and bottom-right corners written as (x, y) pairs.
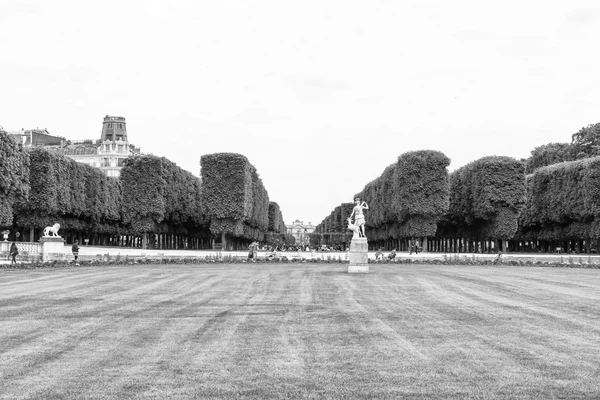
top-left (409, 238), bottom-right (422, 255)
top-left (374, 248), bottom-right (397, 261)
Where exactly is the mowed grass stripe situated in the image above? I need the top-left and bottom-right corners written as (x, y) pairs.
top-left (1, 264), bottom-right (600, 398)
top-left (2, 270), bottom-right (228, 399)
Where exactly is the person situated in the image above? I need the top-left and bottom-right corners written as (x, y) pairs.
top-left (375, 247), bottom-right (383, 260)
top-left (72, 240), bottom-right (80, 263)
top-left (415, 239), bottom-right (421, 254)
top-left (10, 242), bottom-right (18, 265)
top-left (388, 248), bottom-right (397, 260)
top-left (248, 242), bottom-right (254, 260)
top-left (248, 241), bottom-right (258, 261)
top-left (349, 197), bottom-right (369, 238)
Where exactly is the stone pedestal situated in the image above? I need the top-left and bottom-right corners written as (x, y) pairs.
top-left (348, 237), bottom-right (369, 273)
top-left (40, 237), bottom-right (66, 262)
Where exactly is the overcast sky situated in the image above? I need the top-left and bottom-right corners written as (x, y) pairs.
top-left (2, 0), bottom-right (600, 226)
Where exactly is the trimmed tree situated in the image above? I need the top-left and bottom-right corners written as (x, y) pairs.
top-left (200, 153), bottom-right (271, 249)
top-left (0, 130), bottom-right (30, 227)
top-left (518, 156), bottom-right (600, 252)
top-left (442, 156), bottom-right (526, 251)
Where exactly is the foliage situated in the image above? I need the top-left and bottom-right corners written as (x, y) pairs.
top-left (120, 155), bottom-right (208, 235)
top-left (525, 142), bottom-right (572, 174)
top-left (524, 122), bottom-right (600, 174)
top-left (200, 153), bottom-right (271, 240)
top-left (443, 156), bottom-right (526, 239)
top-left (268, 202), bottom-right (281, 232)
top-left (315, 151), bottom-right (450, 244)
top-left (519, 156), bottom-right (600, 240)
top-left (571, 122), bottom-right (600, 159)
top-left (15, 148), bottom-right (121, 232)
top-left (356, 150), bottom-right (450, 240)
top-left (0, 131), bottom-right (30, 226)
top-left (5, 254), bottom-right (600, 269)
top-left (2, 144), bottom-right (286, 243)
top-left (121, 155), bottom-right (166, 233)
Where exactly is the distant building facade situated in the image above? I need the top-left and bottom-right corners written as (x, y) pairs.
top-left (286, 220), bottom-right (315, 246)
top-left (6, 116), bottom-right (140, 178)
top-left (59, 116), bottom-right (140, 177)
top-left (7, 128), bottom-right (66, 148)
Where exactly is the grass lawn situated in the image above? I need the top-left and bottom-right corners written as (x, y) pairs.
top-left (1, 263), bottom-right (599, 399)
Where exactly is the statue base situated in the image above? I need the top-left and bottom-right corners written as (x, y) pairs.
top-left (348, 237), bottom-right (369, 274)
top-left (39, 236), bottom-right (65, 262)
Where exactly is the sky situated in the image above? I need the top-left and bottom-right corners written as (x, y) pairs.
top-left (2, 0), bottom-right (600, 226)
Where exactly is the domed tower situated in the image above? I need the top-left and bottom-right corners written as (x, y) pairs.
top-left (100, 115), bottom-right (127, 142)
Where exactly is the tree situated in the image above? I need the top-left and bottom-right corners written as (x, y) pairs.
top-left (525, 142), bottom-right (571, 174)
top-left (200, 153), bottom-right (272, 247)
top-left (519, 156), bottom-right (600, 242)
top-left (0, 131), bottom-right (30, 226)
top-left (121, 155), bottom-right (166, 234)
top-left (444, 156), bottom-right (526, 240)
top-left (571, 122), bottom-right (600, 159)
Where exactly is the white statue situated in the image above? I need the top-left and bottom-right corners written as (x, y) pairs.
top-left (349, 198), bottom-right (369, 238)
top-left (347, 218), bottom-right (360, 238)
top-left (43, 223), bottom-right (61, 237)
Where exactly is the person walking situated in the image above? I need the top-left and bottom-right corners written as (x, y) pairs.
top-left (10, 242), bottom-right (18, 265)
top-left (72, 240), bottom-right (80, 263)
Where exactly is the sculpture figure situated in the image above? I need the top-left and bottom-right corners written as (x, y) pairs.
top-left (43, 223), bottom-right (61, 237)
top-left (347, 218), bottom-right (360, 238)
top-left (349, 197), bottom-right (369, 238)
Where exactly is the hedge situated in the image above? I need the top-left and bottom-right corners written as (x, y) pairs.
top-left (0, 130), bottom-right (30, 226)
top-left (313, 151), bottom-right (450, 245)
top-left (200, 153), bottom-right (270, 241)
top-left (442, 156), bottom-right (526, 239)
top-left (354, 150), bottom-right (450, 240)
top-left (15, 148), bottom-right (121, 233)
top-left (519, 156), bottom-right (600, 240)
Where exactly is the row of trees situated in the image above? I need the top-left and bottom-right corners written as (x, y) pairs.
top-left (314, 148), bottom-right (600, 254)
top-left (526, 122), bottom-right (600, 173)
top-left (0, 129), bottom-right (29, 226)
top-left (313, 150), bottom-right (452, 251)
top-left (200, 153), bottom-right (292, 249)
top-left (0, 130), bottom-right (292, 250)
top-left (517, 156), bottom-right (600, 252)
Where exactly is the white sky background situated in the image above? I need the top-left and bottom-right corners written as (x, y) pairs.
top-left (1, 0), bottom-right (600, 226)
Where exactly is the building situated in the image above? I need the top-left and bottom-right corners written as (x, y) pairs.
top-left (5, 116), bottom-right (140, 177)
top-left (60, 116), bottom-right (140, 177)
top-left (286, 220), bottom-right (315, 246)
top-left (7, 128), bottom-right (66, 148)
